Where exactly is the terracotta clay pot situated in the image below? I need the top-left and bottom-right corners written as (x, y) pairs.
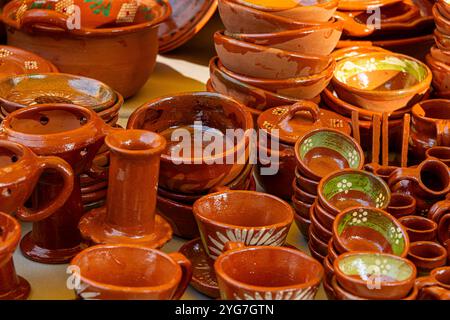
top-left (387, 193), bottom-right (416, 218)
top-left (0, 212), bottom-right (30, 300)
top-left (0, 104), bottom-right (111, 263)
top-left (428, 198), bottom-right (450, 245)
top-left (408, 241), bottom-right (448, 274)
top-left (214, 244), bottom-right (324, 300)
top-left (127, 92), bottom-right (253, 194)
top-left (426, 146), bottom-right (450, 167)
top-left (334, 251), bottom-right (417, 300)
top-left (426, 54), bottom-right (450, 95)
top-left (193, 190), bottom-right (294, 260)
top-left (2, 0), bottom-right (171, 98)
top-left (416, 266), bottom-right (450, 300)
top-left (70, 244), bottom-right (192, 300)
top-left (399, 216), bottom-right (437, 242)
top-left (79, 130), bottom-right (173, 248)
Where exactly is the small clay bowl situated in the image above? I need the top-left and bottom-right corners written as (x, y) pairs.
top-left (399, 216), bottom-right (438, 242)
top-left (232, 0), bottom-right (338, 21)
top-left (407, 241), bottom-right (448, 274)
top-left (430, 46), bottom-right (450, 65)
top-left (0, 212), bottom-right (21, 267)
top-left (309, 203), bottom-right (333, 243)
top-left (308, 241), bottom-right (326, 262)
top-left (218, 58), bottom-right (335, 100)
top-left (387, 193), bottom-right (416, 218)
top-left (215, 245), bottom-right (324, 300)
top-left (293, 211), bottom-right (310, 239)
top-left (295, 167), bottom-right (319, 195)
top-left (226, 19), bottom-right (343, 56)
top-left (309, 227), bottom-right (329, 256)
top-left (291, 196), bottom-right (313, 220)
top-left (292, 179), bottom-right (316, 204)
top-left (323, 255), bottom-right (335, 283)
top-left (333, 207), bottom-right (409, 257)
top-left (295, 128), bottom-right (364, 181)
top-left (332, 52), bottom-right (432, 113)
top-left (426, 146), bottom-right (450, 167)
top-left (371, 165), bottom-right (400, 183)
top-left (327, 238), bottom-right (339, 263)
top-left (313, 201), bottom-right (335, 230)
top-left (334, 251), bottom-right (416, 300)
top-left (215, 30), bottom-right (331, 79)
top-left (193, 190), bottom-right (294, 260)
top-left (318, 169), bottom-right (390, 216)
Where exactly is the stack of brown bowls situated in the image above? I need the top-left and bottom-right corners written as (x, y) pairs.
top-left (426, 0), bottom-right (450, 98)
top-left (292, 128), bottom-right (365, 244)
top-left (208, 0), bottom-right (343, 122)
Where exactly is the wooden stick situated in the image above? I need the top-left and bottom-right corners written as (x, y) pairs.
top-left (351, 110), bottom-right (360, 145)
top-left (381, 112), bottom-right (389, 166)
top-left (372, 114), bottom-right (381, 165)
top-left (401, 114), bottom-right (411, 167)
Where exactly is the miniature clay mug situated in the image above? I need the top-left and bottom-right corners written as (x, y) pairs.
top-left (428, 198), bottom-right (450, 245)
top-left (387, 193), bottom-right (416, 218)
top-left (214, 242), bottom-right (324, 300)
top-left (332, 207), bottom-right (409, 257)
top-left (398, 216), bottom-right (437, 242)
top-left (334, 251), bottom-right (417, 300)
top-left (0, 139), bottom-right (73, 220)
top-left (193, 190), bottom-right (294, 260)
top-left (415, 266), bottom-right (450, 300)
top-left (426, 146), bottom-right (450, 167)
top-left (407, 241), bottom-right (448, 274)
top-left (70, 244), bottom-right (192, 300)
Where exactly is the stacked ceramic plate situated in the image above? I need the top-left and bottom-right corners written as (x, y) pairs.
top-left (207, 0), bottom-right (343, 122)
top-left (426, 0), bottom-right (450, 98)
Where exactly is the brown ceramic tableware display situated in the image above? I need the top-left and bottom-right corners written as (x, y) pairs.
top-left (333, 207), bottom-right (409, 257)
top-left (70, 244), bottom-right (192, 300)
top-left (415, 266), bottom-right (450, 300)
top-left (399, 216), bottom-right (437, 242)
top-left (0, 104), bottom-right (112, 263)
top-left (308, 226), bottom-right (329, 256)
top-left (292, 180), bottom-right (316, 204)
top-left (79, 129), bottom-right (172, 248)
top-left (214, 244), bottom-right (324, 300)
top-left (0, 212), bottom-right (30, 300)
top-left (387, 193), bottom-right (417, 218)
top-left (295, 167), bottom-right (319, 195)
top-left (294, 211), bottom-right (311, 240)
top-left (127, 92), bottom-right (253, 194)
top-left (426, 146), bottom-right (450, 167)
top-left (408, 241), bottom-right (448, 274)
top-left (334, 251), bottom-right (417, 300)
top-left (2, 0), bottom-right (171, 98)
top-left (215, 30), bottom-right (332, 79)
top-left (327, 238), bottom-right (339, 263)
top-left (331, 45), bottom-right (390, 62)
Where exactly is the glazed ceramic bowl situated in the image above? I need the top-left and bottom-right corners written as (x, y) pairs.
top-left (215, 245), bottom-right (324, 300)
top-left (2, 0), bottom-right (171, 98)
top-left (334, 252), bottom-right (416, 299)
top-left (230, 0), bottom-right (338, 21)
top-left (332, 53), bottom-right (432, 113)
top-left (309, 227), bottom-right (329, 256)
top-left (0, 212), bottom-right (21, 268)
top-left (127, 92), bottom-right (253, 194)
top-left (434, 4), bottom-right (450, 36)
top-left (291, 196), bottom-right (313, 219)
top-left (337, 0), bottom-right (402, 11)
top-left (313, 200), bottom-right (336, 230)
top-left (434, 29), bottom-right (450, 51)
top-left (426, 146), bottom-right (450, 167)
top-left (407, 241), bottom-right (448, 273)
top-left (193, 190), bottom-right (294, 259)
top-left (333, 207), bottom-right (409, 257)
top-left (295, 167), bottom-right (319, 195)
top-left (295, 128), bottom-right (364, 181)
top-left (399, 216), bottom-right (437, 242)
top-left (309, 203), bottom-right (333, 242)
top-left (292, 180), bottom-right (316, 204)
top-left (387, 193), bottom-right (416, 218)
top-left (318, 169), bottom-right (391, 216)
top-left (214, 30), bottom-right (332, 79)
top-left (218, 59), bottom-right (335, 100)
top-left (294, 212), bottom-right (310, 240)
top-left (226, 19), bottom-right (343, 56)
top-left (331, 45), bottom-right (391, 62)
top-left (430, 46), bottom-right (450, 65)
top-left (426, 54), bottom-right (450, 93)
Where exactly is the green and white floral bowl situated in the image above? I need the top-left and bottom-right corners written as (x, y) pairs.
top-left (332, 52), bottom-right (432, 113)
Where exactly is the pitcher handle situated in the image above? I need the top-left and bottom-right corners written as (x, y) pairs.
top-left (168, 252), bottom-right (192, 300)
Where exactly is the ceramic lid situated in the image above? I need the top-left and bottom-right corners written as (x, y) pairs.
top-left (257, 101), bottom-right (351, 145)
top-left (0, 45), bottom-right (58, 78)
top-left (158, 0), bottom-right (217, 53)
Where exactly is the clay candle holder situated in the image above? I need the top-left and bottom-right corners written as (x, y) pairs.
top-left (214, 244), bottom-right (324, 300)
top-left (0, 104), bottom-right (111, 264)
top-left (333, 207), bottom-right (409, 257)
top-left (193, 190), bottom-right (294, 260)
top-left (0, 212), bottom-right (29, 300)
top-left (398, 216), bottom-right (438, 242)
top-left (332, 52), bottom-right (432, 113)
top-left (295, 128), bottom-right (364, 181)
top-left (334, 252), bottom-right (417, 300)
top-left (407, 241), bottom-right (448, 274)
top-left (79, 129), bottom-right (172, 248)
top-left (70, 244), bottom-right (192, 300)
top-left (416, 266), bottom-right (450, 300)
top-left (318, 169), bottom-right (391, 216)
top-left (127, 92), bottom-right (253, 194)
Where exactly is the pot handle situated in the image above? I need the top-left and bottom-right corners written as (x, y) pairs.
top-left (168, 252), bottom-right (192, 300)
top-left (279, 101), bottom-right (320, 125)
top-left (19, 9), bottom-right (86, 34)
top-left (387, 167), bottom-right (419, 189)
top-left (16, 156), bottom-right (74, 222)
top-left (435, 120), bottom-right (450, 147)
top-left (334, 11), bottom-right (376, 38)
top-left (420, 286), bottom-right (450, 300)
top-left (415, 275), bottom-right (437, 291)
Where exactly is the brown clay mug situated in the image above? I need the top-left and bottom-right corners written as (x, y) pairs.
top-left (426, 146), bottom-right (450, 167)
top-left (416, 266), bottom-right (450, 300)
top-left (193, 190), bottom-right (294, 260)
top-left (428, 198), bottom-right (450, 245)
top-left (0, 139), bottom-right (73, 220)
top-left (398, 216), bottom-right (438, 242)
top-left (386, 193), bottom-right (416, 218)
top-left (407, 241), bottom-right (448, 274)
top-left (70, 244), bottom-right (192, 300)
top-left (214, 242), bottom-right (324, 300)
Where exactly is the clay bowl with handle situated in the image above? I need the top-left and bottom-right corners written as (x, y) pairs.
top-left (415, 266), bottom-right (450, 300)
top-left (225, 18), bottom-right (343, 56)
top-left (398, 216), bottom-right (437, 242)
top-left (214, 30), bottom-right (332, 79)
top-left (407, 241), bottom-right (448, 274)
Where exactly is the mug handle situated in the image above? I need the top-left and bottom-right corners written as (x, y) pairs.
top-left (224, 241), bottom-right (246, 252)
top-left (16, 156), bottom-right (74, 222)
top-left (387, 167), bottom-right (419, 188)
top-left (19, 9), bottom-right (87, 34)
top-left (279, 101), bottom-right (320, 125)
top-left (168, 252), bottom-right (193, 300)
top-left (334, 11), bottom-right (376, 37)
top-left (420, 286), bottom-right (450, 300)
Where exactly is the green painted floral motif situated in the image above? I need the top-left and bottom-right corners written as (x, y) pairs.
top-left (299, 131), bottom-right (362, 168)
top-left (335, 55), bottom-right (428, 89)
top-left (336, 208), bottom-right (407, 256)
top-left (84, 0), bottom-right (112, 16)
top-left (322, 172), bottom-right (390, 209)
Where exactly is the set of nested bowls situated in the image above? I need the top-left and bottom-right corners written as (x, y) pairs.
top-left (427, 0), bottom-right (450, 98)
top-left (208, 0), bottom-right (343, 122)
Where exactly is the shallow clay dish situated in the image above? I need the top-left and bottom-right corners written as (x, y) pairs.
top-left (332, 52), bottom-right (432, 113)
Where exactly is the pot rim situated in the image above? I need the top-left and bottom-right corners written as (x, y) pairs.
top-left (398, 216), bottom-right (438, 234)
top-left (411, 99), bottom-right (450, 124)
top-left (408, 241), bottom-right (448, 262)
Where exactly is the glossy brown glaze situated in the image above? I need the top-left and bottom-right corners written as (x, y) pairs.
top-left (70, 244), bottom-right (192, 300)
top-left (428, 198), bottom-right (450, 245)
top-left (1, 104), bottom-right (110, 263)
top-left (387, 193), bottom-right (416, 218)
top-left (408, 241), bottom-right (448, 274)
top-left (426, 146), bottom-right (450, 166)
top-left (416, 266), bottom-right (450, 300)
top-left (399, 216), bottom-right (437, 242)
